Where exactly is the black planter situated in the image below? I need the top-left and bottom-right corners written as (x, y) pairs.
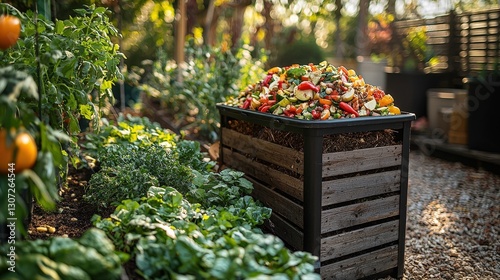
top-left (385, 72), bottom-right (453, 118)
top-left (465, 75), bottom-right (500, 153)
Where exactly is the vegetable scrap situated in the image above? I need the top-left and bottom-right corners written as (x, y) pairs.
top-left (225, 61), bottom-right (401, 119)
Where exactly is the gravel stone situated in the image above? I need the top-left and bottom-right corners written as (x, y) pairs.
top-left (380, 150), bottom-right (499, 279)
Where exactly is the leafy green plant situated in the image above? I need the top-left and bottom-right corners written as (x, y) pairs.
top-left (187, 169), bottom-right (253, 208)
top-left (85, 144), bottom-right (193, 208)
top-left (143, 40), bottom-right (267, 142)
top-left (82, 115), bottom-right (217, 208)
top-left (82, 114), bottom-right (178, 159)
top-left (0, 4), bottom-right (123, 148)
top-left (0, 228), bottom-right (124, 279)
top-left (93, 186), bottom-right (317, 280)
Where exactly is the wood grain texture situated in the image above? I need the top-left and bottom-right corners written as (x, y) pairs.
top-left (249, 177), bottom-right (304, 228)
top-left (320, 220), bottom-right (399, 261)
top-left (322, 170), bottom-right (401, 206)
top-left (321, 245), bottom-right (399, 280)
top-left (322, 145), bottom-right (402, 177)
top-left (321, 195), bottom-right (400, 233)
top-left (222, 128), bottom-right (304, 174)
top-left (222, 147), bottom-right (304, 201)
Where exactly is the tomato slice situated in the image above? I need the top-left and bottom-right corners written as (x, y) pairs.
top-left (320, 109), bottom-right (331, 120)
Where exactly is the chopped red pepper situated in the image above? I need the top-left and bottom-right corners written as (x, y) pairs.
top-left (241, 97), bottom-right (252, 109)
top-left (283, 109), bottom-right (295, 117)
top-left (297, 81), bottom-right (319, 92)
top-left (311, 110), bottom-right (321, 119)
top-left (373, 89), bottom-right (384, 101)
top-left (262, 74), bottom-right (273, 87)
top-left (339, 101), bottom-right (359, 117)
top-left (259, 105), bottom-right (271, 112)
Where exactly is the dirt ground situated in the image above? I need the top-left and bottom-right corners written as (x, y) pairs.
top-left (28, 166), bottom-right (95, 240)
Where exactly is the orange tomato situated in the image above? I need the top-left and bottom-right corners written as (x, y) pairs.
top-left (0, 129), bottom-right (38, 174)
top-left (0, 15), bottom-right (21, 50)
top-left (378, 94), bottom-right (394, 107)
top-left (388, 105), bottom-right (401, 115)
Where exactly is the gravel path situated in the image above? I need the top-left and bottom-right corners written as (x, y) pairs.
top-left (385, 150), bottom-right (500, 279)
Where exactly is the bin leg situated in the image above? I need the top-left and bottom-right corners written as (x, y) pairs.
top-left (303, 132), bottom-right (323, 269)
top-left (396, 121), bottom-right (411, 278)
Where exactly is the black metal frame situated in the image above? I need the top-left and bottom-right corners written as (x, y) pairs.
top-left (217, 104), bottom-right (415, 278)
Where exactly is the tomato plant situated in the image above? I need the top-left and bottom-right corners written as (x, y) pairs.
top-left (0, 15), bottom-right (21, 50)
top-left (0, 4), bottom-right (123, 162)
top-left (0, 66), bottom-right (67, 237)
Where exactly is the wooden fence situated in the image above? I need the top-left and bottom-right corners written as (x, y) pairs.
top-left (392, 8), bottom-right (500, 78)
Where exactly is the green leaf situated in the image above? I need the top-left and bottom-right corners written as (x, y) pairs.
top-left (24, 169), bottom-right (57, 211)
top-left (55, 20), bottom-right (64, 34)
top-left (79, 104), bottom-right (94, 119)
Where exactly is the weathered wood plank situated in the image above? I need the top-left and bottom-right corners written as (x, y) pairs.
top-left (322, 170), bottom-right (401, 206)
top-left (320, 220), bottom-right (399, 261)
top-left (322, 145), bottom-right (402, 177)
top-left (321, 245), bottom-right (399, 280)
top-left (222, 128), bottom-right (304, 174)
top-left (249, 176), bottom-right (304, 228)
top-left (321, 195), bottom-right (400, 233)
top-left (264, 213), bottom-right (304, 251)
top-left (222, 147), bottom-right (304, 201)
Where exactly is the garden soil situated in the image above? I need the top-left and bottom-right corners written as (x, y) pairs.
top-left (28, 166), bottom-right (96, 239)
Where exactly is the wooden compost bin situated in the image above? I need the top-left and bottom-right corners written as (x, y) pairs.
top-left (217, 104), bottom-right (415, 280)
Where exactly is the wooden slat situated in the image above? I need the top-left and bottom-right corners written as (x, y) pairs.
top-left (322, 145), bottom-right (401, 177)
top-left (321, 195), bottom-right (400, 233)
top-left (249, 177), bottom-right (304, 228)
top-left (322, 170), bottom-right (401, 206)
top-left (321, 245), bottom-right (399, 280)
top-left (320, 220), bottom-right (399, 261)
top-left (222, 147), bottom-right (303, 201)
top-left (264, 213), bottom-right (304, 251)
top-left (221, 128), bottom-right (304, 174)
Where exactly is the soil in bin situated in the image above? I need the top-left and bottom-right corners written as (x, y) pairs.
top-left (225, 119), bottom-right (400, 185)
top-left (227, 119), bottom-right (398, 152)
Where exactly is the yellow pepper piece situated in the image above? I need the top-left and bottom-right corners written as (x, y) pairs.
top-left (353, 78), bottom-right (365, 87)
top-left (388, 105), bottom-right (401, 115)
top-left (267, 66), bottom-right (281, 74)
top-left (348, 69), bottom-right (356, 76)
top-left (378, 94), bottom-right (394, 107)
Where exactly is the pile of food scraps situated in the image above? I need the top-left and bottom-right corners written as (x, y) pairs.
top-left (225, 61), bottom-right (400, 120)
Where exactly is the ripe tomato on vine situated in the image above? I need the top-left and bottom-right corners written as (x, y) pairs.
top-left (0, 129), bottom-right (38, 174)
top-left (0, 14), bottom-right (21, 50)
